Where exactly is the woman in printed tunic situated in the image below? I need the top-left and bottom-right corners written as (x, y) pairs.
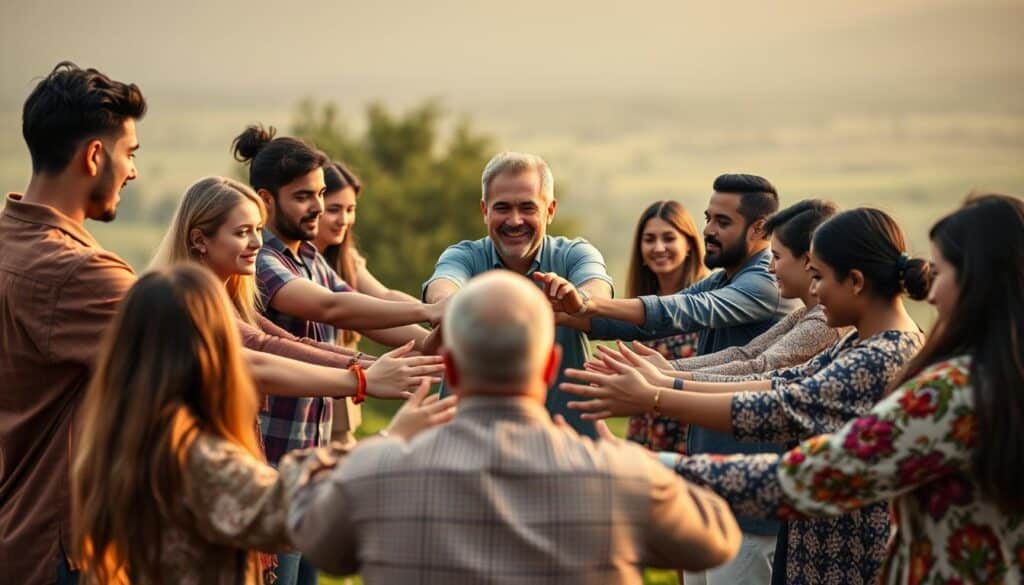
top-left (71, 265), bottom-right (456, 584)
top-left (564, 207), bottom-right (932, 584)
top-left (662, 194), bottom-right (1024, 584)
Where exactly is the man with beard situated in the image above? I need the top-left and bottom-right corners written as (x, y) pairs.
top-left (541, 173), bottom-right (800, 585)
top-left (423, 151), bottom-right (613, 437)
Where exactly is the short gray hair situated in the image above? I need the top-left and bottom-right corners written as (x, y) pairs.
top-left (443, 272), bottom-right (554, 388)
top-left (481, 151), bottom-right (555, 202)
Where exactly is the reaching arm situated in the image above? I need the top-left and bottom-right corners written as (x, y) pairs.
top-left (269, 278), bottom-right (442, 331)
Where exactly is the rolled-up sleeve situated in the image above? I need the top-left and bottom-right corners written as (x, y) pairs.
top-left (421, 241), bottom-right (477, 299)
top-left (640, 270), bottom-right (781, 333)
top-left (565, 239), bottom-right (614, 292)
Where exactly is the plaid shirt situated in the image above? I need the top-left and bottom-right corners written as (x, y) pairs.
top-left (256, 230), bottom-right (352, 464)
top-left (288, 396), bottom-right (742, 584)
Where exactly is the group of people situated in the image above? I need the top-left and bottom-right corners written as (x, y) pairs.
top-left (1, 62), bottom-right (1021, 585)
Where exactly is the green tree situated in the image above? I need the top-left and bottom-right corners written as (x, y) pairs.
top-left (291, 98), bottom-right (575, 297)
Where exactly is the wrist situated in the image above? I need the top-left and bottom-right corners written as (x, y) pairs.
top-left (349, 365), bottom-right (368, 403)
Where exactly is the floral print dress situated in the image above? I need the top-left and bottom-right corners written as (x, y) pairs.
top-left (671, 329), bottom-right (924, 584)
top-left (626, 331), bottom-right (700, 453)
top-left (667, 356), bottom-right (1024, 585)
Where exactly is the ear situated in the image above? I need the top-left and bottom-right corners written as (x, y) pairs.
top-left (441, 349), bottom-right (459, 388)
top-left (83, 139), bottom-right (104, 177)
top-left (848, 268), bottom-right (866, 296)
top-left (748, 218), bottom-right (767, 242)
top-left (546, 198), bottom-right (558, 225)
top-left (479, 198), bottom-right (488, 223)
top-left (257, 188), bottom-right (275, 213)
top-left (189, 228), bottom-right (208, 254)
top-left (542, 343), bottom-right (563, 386)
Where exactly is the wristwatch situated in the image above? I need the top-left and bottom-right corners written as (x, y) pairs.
top-left (573, 288), bottom-right (591, 316)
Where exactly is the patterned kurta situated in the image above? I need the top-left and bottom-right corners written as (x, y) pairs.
top-left (626, 331), bottom-right (700, 453)
top-left (671, 329), bottom-right (924, 584)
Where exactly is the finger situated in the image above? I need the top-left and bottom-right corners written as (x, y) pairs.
top-left (617, 341), bottom-right (644, 366)
top-left (559, 382), bottom-right (598, 397)
top-left (553, 281), bottom-right (572, 300)
top-left (596, 345), bottom-right (628, 364)
top-left (552, 414), bottom-right (570, 428)
top-left (383, 340), bottom-right (416, 359)
top-left (419, 392), bottom-right (441, 406)
top-left (631, 341), bottom-right (658, 355)
top-left (581, 411), bottom-right (615, 421)
top-left (402, 355), bottom-right (445, 366)
top-left (428, 405), bottom-right (458, 426)
top-left (530, 271), bottom-right (549, 284)
top-left (562, 368), bottom-right (609, 385)
top-left (602, 357), bottom-right (633, 375)
top-left (424, 395), bottom-right (457, 413)
top-left (595, 420), bottom-right (616, 441)
top-left (398, 391), bottom-right (414, 399)
top-left (407, 378), bottom-right (431, 404)
top-left (407, 365), bottom-right (447, 377)
top-left (566, 399), bottom-right (610, 412)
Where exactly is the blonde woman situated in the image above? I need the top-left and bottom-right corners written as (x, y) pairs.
top-left (72, 265), bottom-right (456, 584)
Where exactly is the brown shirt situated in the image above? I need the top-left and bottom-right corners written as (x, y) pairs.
top-left (0, 193), bottom-right (136, 584)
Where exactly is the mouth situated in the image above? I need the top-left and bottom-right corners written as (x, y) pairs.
top-left (499, 228), bottom-right (533, 243)
top-left (705, 241), bottom-right (720, 253)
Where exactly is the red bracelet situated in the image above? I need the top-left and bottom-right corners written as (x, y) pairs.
top-left (350, 365), bottom-right (367, 404)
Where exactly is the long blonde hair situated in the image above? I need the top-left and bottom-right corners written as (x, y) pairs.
top-left (73, 265), bottom-right (263, 583)
top-left (149, 176), bottom-right (265, 325)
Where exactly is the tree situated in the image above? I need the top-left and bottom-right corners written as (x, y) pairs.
top-left (292, 98), bottom-right (575, 297)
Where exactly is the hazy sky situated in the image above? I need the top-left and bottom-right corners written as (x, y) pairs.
top-left (2, 0), bottom-right (1021, 107)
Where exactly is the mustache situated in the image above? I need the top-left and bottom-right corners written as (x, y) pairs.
top-left (704, 237), bottom-right (721, 248)
top-left (300, 212), bottom-right (321, 223)
top-left (500, 226), bottom-right (533, 236)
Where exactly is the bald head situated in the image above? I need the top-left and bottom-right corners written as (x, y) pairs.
top-left (443, 271), bottom-right (556, 394)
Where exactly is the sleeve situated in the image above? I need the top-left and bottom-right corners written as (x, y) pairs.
top-left (236, 317), bottom-right (351, 368)
top-left (637, 449), bottom-right (743, 571)
top-left (589, 317), bottom-right (680, 342)
top-left (777, 359), bottom-right (975, 517)
top-left (564, 239), bottom-right (615, 292)
top-left (638, 269), bottom-right (783, 333)
top-left (49, 250), bottom-right (136, 365)
top-left (729, 345), bottom-right (888, 443)
top-left (256, 250), bottom-right (300, 307)
top-left (671, 452), bottom-right (788, 521)
top-left (322, 260), bottom-right (353, 293)
top-left (183, 434), bottom-right (349, 552)
top-left (693, 314), bottom-right (836, 377)
top-left (421, 241), bottom-right (477, 299)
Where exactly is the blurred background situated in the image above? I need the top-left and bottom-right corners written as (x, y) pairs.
top-left (3, 1), bottom-right (1022, 582)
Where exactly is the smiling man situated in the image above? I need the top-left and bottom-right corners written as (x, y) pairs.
top-left (423, 151), bottom-right (613, 437)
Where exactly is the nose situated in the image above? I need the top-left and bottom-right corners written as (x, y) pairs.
top-left (653, 239), bottom-right (666, 253)
top-left (310, 196), bottom-right (323, 215)
top-left (506, 210), bottom-right (524, 226)
top-left (768, 258), bottom-right (777, 274)
top-left (248, 231), bottom-right (262, 250)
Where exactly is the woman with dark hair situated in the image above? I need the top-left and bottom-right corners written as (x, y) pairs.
top-left (71, 265), bottom-right (456, 584)
top-left (620, 200), bottom-right (709, 453)
top-left (563, 207), bottom-right (931, 584)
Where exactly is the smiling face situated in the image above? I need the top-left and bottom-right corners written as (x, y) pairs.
top-left (481, 168), bottom-right (556, 269)
top-left (807, 247), bottom-right (862, 327)
top-left (926, 241), bottom-right (959, 323)
top-left (770, 234), bottom-right (812, 300)
top-left (198, 198), bottom-right (264, 280)
top-left (267, 167), bottom-right (326, 242)
top-left (641, 216), bottom-right (689, 277)
top-left (315, 186), bottom-right (358, 250)
top-left (703, 192), bottom-right (752, 269)
top-left (86, 118), bottom-right (139, 222)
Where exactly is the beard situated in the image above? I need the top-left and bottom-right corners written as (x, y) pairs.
top-left (275, 208), bottom-right (320, 241)
top-left (88, 162), bottom-right (119, 223)
top-left (495, 224), bottom-right (539, 260)
top-left (704, 235), bottom-right (749, 269)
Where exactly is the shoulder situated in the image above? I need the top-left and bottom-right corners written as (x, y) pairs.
top-left (547, 235), bottom-right (601, 257)
top-left (67, 246), bottom-right (136, 296)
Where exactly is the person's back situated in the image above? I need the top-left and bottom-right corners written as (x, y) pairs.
top-left (289, 271), bottom-right (741, 584)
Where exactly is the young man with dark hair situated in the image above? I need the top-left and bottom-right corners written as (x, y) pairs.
top-left (0, 61), bottom-right (145, 585)
top-left (543, 173), bottom-right (800, 585)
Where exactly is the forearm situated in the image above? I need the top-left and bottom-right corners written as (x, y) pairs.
top-left (243, 348), bottom-right (355, 399)
top-left (324, 294), bottom-right (430, 330)
top-left (586, 297), bottom-right (646, 325)
top-left (657, 390), bottom-right (735, 433)
top-left (677, 378), bottom-right (773, 394)
top-left (362, 324), bottom-right (429, 351)
top-left (424, 278), bottom-right (460, 304)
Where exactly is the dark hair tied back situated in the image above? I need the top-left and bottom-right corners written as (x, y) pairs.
top-left (231, 124), bottom-right (275, 163)
top-left (230, 124), bottom-right (328, 196)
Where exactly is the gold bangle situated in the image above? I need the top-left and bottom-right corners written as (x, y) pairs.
top-left (652, 388), bottom-right (662, 415)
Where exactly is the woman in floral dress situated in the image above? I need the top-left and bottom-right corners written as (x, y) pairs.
top-left (621, 200), bottom-right (709, 453)
top-left (564, 207), bottom-right (933, 584)
top-left (661, 193), bottom-right (1024, 584)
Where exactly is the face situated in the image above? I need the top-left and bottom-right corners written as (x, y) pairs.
top-left (196, 199), bottom-right (263, 280)
top-left (315, 186), bottom-right (357, 250)
top-left (926, 241), bottom-right (959, 322)
top-left (703, 192), bottom-right (752, 269)
top-left (807, 248), bottom-right (860, 327)
top-left (769, 234), bottom-right (811, 299)
top-left (86, 119), bottom-right (139, 222)
top-left (481, 169), bottom-right (556, 266)
top-left (641, 216), bottom-right (689, 276)
top-left (267, 168), bottom-right (325, 242)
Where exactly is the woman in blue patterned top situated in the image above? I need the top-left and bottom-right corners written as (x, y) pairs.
top-left (622, 200), bottom-right (709, 453)
top-left (563, 208), bottom-right (932, 585)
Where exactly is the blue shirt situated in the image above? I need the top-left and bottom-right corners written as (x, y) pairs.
top-left (423, 235), bottom-right (614, 438)
top-left (590, 248), bottom-right (801, 535)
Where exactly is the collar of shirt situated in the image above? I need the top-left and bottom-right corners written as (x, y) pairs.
top-left (262, 228), bottom-right (320, 267)
top-left (487, 235), bottom-right (548, 275)
top-left (719, 247), bottom-right (773, 285)
top-left (3, 192), bottom-right (101, 249)
top-left (457, 394), bottom-right (552, 424)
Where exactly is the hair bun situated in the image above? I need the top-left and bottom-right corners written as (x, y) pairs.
top-left (901, 257), bottom-right (932, 301)
top-left (231, 124), bottom-right (276, 162)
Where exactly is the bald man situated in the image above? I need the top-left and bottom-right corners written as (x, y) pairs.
top-left (288, 271), bottom-right (741, 584)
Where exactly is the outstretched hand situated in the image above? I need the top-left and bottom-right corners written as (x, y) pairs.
top-left (531, 272), bottom-right (586, 315)
top-left (560, 358), bottom-right (656, 421)
top-left (628, 341), bottom-right (675, 371)
top-left (364, 341), bottom-right (446, 399)
top-left (384, 379), bottom-right (458, 441)
top-left (595, 342), bottom-right (676, 388)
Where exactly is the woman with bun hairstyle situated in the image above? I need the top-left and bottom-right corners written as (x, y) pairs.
top-left (563, 207), bottom-right (931, 584)
top-left (72, 265), bottom-right (456, 585)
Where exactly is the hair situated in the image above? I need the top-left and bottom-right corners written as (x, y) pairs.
top-left (712, 173), bottom-right (780, 228)
top-left (322, 161), bottom-right (364, 346)
top-left (148, 177), bottom-right (266, 326)
top-left (481, 151), bottom-right (555, 202)
top-left (764, 199), bottom-right (840, 257)
top-left (891, 193), bottom-right (1024, 513)
top-left (22, 61), bottom-right (147, 175)
top-left (232, 124), bottom-right (328, 196)
top-left (73, 265), bottom-right (262, 583)
top-left (443, 272), bottom-right (554, 388)
top-left (626, 200), bottom-right (708, 297)
top-left (812, 208), bottom-right (932, 301)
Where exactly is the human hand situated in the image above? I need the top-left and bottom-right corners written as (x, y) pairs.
top-left (552, 415), bottom-right (620, 446)
top-left (531, 272), bottom-right (587, 315)
top-left (364, 341), bottom-right (446, 399)
top-left (424, 297), bottom-right (449, 327)
top-left (421, 324), bottom-right (444, 356)
top-left (595, 342), bottom-right (676, 388)
top-left (560, 359), bottom-right (657, 420)
top-left (384, 379), bottom-right (458, 441)
top-left (628, 341), bottom-right (674, 371)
